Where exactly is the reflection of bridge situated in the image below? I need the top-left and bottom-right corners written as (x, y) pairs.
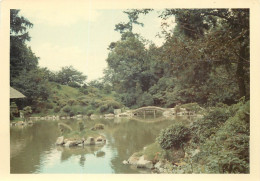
top-left (130, 116), bottom-right (173, 123)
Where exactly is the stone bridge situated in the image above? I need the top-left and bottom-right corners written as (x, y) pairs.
top-left (115, 106), bottom-right (197, 118)
top-left (130, 106), bottom-right (171, 118)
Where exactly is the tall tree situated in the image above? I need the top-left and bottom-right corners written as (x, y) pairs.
top-left (55, 66), bottom-right (87, 87)
top-left (160, 9), bottom-right (249, 100)
top-left (10, 9), bottom-right (38, 82)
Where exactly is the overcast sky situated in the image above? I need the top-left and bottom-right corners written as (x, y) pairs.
top-left (20, 8), bottom-right (175, 82)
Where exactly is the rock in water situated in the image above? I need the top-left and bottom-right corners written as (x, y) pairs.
top-left (122, 160), bottom-right (128, 165)
top-left (128, 153), bottom-right (140, 165)
top-left (84, 137), bottom-right (95, 145)
top-left (136, 156), bottom-right (153, 169)
top-left (55, 136), bottom-right (64, 145)
top-left (154, 161), bottom-right (165, 169)
top-left (64, 141), bottom-right (77, 147)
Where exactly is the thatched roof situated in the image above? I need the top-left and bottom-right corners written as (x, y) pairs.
top-left (10, 87), bottom-right (26, 99)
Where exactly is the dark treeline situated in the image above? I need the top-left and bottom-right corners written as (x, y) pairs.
top-left (104, 9), bottom-right (249, 108)
top-left (10, 9), bottom-right (249, 111)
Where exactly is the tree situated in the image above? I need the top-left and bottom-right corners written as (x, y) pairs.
top-left (55, 66), bottom-right (87, 87)
top-left (160, 9), bottom-right (249, 101)
top-left (105, 35), bottom-right (149, 107)
top-left (12, 68), bottom-right (51, 111)
top-left (10, 9), bottom-right (38, 81)
top-left (115, 9), bottom-right (152, 34)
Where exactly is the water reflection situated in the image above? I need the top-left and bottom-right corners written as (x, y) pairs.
top-left (10, 116), bottom-right (179, 173)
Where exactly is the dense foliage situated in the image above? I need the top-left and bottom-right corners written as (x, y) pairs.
top-left (105, 9), bottom-right (249, 108)
top-left (178, 99), bottom-right (250, 173)
top-left (157, 123), bottom-right (190, 150)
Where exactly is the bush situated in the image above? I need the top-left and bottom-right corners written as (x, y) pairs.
top-left (157, 123), bottom-right (190, 150)
top-left (136, 92), bottom-right (154, 107)
top-left (190, 104), bottom-right (231, 144)
top-left (180, 103), bottom-right (202, 113)
top-left (62, 106), bottom-right (71, 114)
top-left (68, 99), bottom-right (76, 106)
top-left (46, 103), bottom-right (54, 109)
top-left (54, 106), bottom-right (61, 113)
top-left (200, 101), bottom-right (250, 173)
top-left (77, 121), bottom-right (84, 131)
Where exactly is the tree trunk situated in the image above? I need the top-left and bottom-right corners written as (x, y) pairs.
top-left (236, 44), bottom-right (247, 99)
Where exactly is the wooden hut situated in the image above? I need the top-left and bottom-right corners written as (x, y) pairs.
top-left (10, 87), bottom-right (26, 117)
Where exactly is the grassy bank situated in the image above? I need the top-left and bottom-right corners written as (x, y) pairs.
top-left (133, 99), bottom-right (249, 173)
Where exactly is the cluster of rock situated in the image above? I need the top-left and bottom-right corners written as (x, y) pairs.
top-left (123, 153), bottom-right (181, 173)
top-left (10, 120), bottom-right (33, 126)
top-left (29, 114), bottom-right (88, 121)
top-left (123, 154), bottom-right (153, 169)
top-left (90, 113), bottom-right (115, 120)
top-left (55, 135), bottom-right (106, 147)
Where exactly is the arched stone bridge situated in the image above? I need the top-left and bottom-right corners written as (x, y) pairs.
top-left (131, 106), bottom-right (171, 118)
top-left (132, 106), bottom-right (166, 114)
top-left (115, 106), bottom-right (196, 118)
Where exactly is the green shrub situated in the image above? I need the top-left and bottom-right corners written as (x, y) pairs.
top-left (77, 121), bottom-right (84, 131)
top-left (180, 103), bottom-right (202, 113)
top-left (23, 106), bottom-right (32, 118)
top-left (68, 99), bottom-right (76, 106)
top-left (98, 104), bottom-right (108, 113)
top-left (186, 100), bottom-right (250, 173)
top-left (56, 84), bottom-right (61, 89)
top-left (204, 104), bottom-right (231, 126)
top-left (46, 103), bottom-right (54, 109)
top-left (157, 123), bottom-right (190, 150)
top-left (53, 106), bottom-right (61, 113)
top-left (86, 110), bottom-right (94, 116)
top-left (62, 106), bottom-right (71, 114)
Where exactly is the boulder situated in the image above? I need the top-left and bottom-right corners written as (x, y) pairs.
top-left (95, 136), bottom-right (106, 145)
top-left (154, 161), bottom-right (165, 169)
top-left (122, 160), bottom-right (128, 165)
top-left (90, 114), bottom-right (99, 119)
top-left (136, 155), bottom-right (153, 169)
top-left (64, 140), bottom-right (77, 147)
top-left (56, 136), bottom-right (64, 145)
top-left (28, 120), bottom-right (33, 125)
top-left (96, 136), bottom-right (105, 142)
top-left (104, 113), bottom-right (115, 117)
top-left (84, 137), bottom-right (95, 145)
top-left (76, 114), bottom-right (83, 118)
top-left (76, 140), bottom-right (83, 145)
top-left (16, 121), bottom-right (25, 126)
top-left (128, 153), bottom-right (140, 165)
top-left (10, 122), bottom-right (16, 126)
top-left (64, 139), bottom-right (69, 144)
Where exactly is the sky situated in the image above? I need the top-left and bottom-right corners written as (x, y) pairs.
top-left (20, 8), bottom-right (175, 82)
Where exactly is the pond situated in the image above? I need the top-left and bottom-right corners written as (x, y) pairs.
top-left (10, 116), bottom-right (188, 173)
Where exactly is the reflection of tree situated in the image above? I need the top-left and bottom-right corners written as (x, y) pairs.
top-left (96, 151), bottom-right (105, 158)
top-left (10, 121), bottom-right (60, 173)
top-left (59, 145), bottom-right (104, 162)
top-left (79, 154), bottom-right (86, 167)
top-left (106, 119), bottom-right (173, 173)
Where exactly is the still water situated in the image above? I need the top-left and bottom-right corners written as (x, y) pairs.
top-left (10, 117), bottom-right (177, 173)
